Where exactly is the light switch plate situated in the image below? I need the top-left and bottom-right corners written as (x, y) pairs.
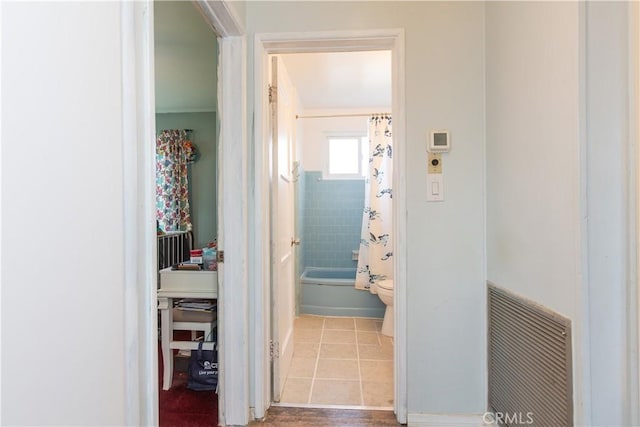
top-left (427, 173), bottom-right (444, 202)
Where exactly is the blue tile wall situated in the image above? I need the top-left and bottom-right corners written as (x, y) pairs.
top-left (295, 167), bottom-right (306, 314)
top-left (302, 171), bottom-right (365, 268)
top-left (296, 167), bottom-right (306, 273)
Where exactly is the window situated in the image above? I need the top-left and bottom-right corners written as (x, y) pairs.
top-left (327, 136), bottom-right (367, 179)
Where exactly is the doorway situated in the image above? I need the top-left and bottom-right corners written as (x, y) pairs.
top-left (153, 1), bottom-right (219, 423)
top-left (252, 30), bottom-right (407, 423)
top-left (124, 1), bottom-right (246, 425)
top-left (270, 50), bottom-right (393, 409)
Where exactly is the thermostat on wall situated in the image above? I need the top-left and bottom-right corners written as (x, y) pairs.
top-left (428, 130), bottom-right (450, 153)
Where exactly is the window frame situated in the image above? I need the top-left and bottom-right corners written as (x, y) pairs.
top-left (324, 132), bottom-right (368, 180)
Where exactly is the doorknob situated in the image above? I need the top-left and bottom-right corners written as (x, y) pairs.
top-left (291, 238), bottom-right (300, 246)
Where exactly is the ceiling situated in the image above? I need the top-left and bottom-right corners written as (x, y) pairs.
top-left (279, 50), bottom-right (391, 111)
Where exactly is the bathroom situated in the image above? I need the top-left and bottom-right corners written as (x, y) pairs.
top-left (274, 51), bottom-right (395, 409)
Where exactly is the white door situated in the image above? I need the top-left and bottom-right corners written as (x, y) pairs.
top-left (270, 55), bottom-right (297, 402)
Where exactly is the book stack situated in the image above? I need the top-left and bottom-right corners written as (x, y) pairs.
top-left (174, 298), bottom-right (217, 312)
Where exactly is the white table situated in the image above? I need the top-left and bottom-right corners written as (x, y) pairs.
top-left (158, 267), bottom-right (218, 390)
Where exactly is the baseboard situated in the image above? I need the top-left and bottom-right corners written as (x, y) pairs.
top-left (407, 413), bottom-right (489, 427)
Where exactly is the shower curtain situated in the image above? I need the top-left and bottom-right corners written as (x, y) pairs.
top-left (355, 115), bottom-right (393, 293)
top-left (156, 129), bottom-right (192, 232)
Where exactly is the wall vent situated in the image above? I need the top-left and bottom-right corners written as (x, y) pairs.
top-left (488, 282), bottom-right (573, 427)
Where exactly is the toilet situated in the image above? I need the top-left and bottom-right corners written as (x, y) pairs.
top-left (375, 279), bottom-right (394, 337)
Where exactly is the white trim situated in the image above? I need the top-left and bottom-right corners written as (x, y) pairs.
top-left (391, 29), bottom-right (408, 425)
top-left (575, 3), bottom-right (591, 426)
top-left (628, 2), bottom-right (640, 424)
top-left (252, 28), bottom-right (407, 424)
top-left (0, 0), bottom-right (3, 419)
top-left (479, 4), bottom-right (488, 413)
top-left (193, 0), bottom-right (243, 37)
top-left (583, 3), bottom-right (635, 425)
top-left (407, 413), bottom-right (488, 427)
top-left (196, 2), bottom-right (249, 425)
top-left (271, 402), bottom-right (393, 411)
top-left (260, 30), bottom-right (396, 52)
top-left (121, 1), bottom-right (140, 423)
top-left (217, 35), bottom-right (249, 427)
top-left (122, 2), bottom-right (158, 425)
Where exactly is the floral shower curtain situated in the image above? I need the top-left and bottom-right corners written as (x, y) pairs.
top-left (355, 115), bottom-right (393, 293)
top-left (156, 129), bottom-right (192, 232)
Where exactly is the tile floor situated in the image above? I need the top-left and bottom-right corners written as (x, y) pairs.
top-left (279, 315), bottom-right (394, 409)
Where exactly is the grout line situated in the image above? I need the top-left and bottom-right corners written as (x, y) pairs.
top-left (354, 317), bottom-right (365, 407)
top-left (308, 317), bottom-right (325, 404)
top-left (286, 316), bottom-right (392, 408)
top-left (309, 356), bottom-right (358, 360)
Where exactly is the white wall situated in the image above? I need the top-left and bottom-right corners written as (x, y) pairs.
top-left (486, 2), bottom-right (636, 425)
top-left (298, 109), bottom-right (373, 173)
top-left (486, 2), bottom-right (580, 320)
top-left (2, 2), bottom-right (127, 425)
top-left (485, 1), bottom-right (582, 420)
top-left (247, 1), bottom-right (486, 415)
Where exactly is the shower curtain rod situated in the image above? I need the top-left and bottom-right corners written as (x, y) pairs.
top-left (295, 112), bottom-right (390, 119)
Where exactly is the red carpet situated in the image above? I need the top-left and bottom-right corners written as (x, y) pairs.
top-left (159, 332), bottom-right (218, 427)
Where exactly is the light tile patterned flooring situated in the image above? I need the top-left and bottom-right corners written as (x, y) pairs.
top-left (279, 315), bottom-right (394, 409)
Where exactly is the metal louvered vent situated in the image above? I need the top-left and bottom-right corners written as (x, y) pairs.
top-left (488, 283), bottom-right (573, 427)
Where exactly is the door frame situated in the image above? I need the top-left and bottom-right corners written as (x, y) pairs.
top-left (631, 1), bottom-right (640, 424)
top-left (582, 2), bottom-right (640, 425)
top-left (251, 29), bottom-right (407, 423)
top-left (123, 1), bottom-right (247, 426)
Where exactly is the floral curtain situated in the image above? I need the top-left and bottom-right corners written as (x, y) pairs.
top-left (156, 129), bottom-right (192, 232)
top-left (355, 115), bottom-right (393, 293)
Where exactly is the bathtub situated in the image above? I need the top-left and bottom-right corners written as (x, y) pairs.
top-left (300, 267), bottom-right (385, 318)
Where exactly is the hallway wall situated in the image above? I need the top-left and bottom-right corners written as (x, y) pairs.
top-left (2, 2), bottom-right (127, 425)
top-left (486, 0), bottom-right (580, 334)
top-left (486, 2), bottom-right (636, 425)
top-left (247, 1), bottom-right (486, 416)
top-left (485, 1), bottom-right (582, 420)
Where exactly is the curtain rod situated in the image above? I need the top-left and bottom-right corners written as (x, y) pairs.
top-left (295, 113), bottom-right (390, 120)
